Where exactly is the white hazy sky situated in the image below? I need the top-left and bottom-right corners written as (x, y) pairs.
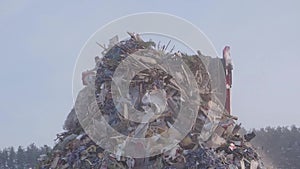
top-left (0, 1), bottom-right (299, 148)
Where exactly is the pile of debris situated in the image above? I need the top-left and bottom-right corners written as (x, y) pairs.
top-left (38, 33), bottom-right (265, 169)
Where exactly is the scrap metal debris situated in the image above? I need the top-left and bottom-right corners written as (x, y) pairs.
top-left (38, 33), bottom-right (265, 169)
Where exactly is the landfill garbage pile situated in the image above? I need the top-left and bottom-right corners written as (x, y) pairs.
top-left (38, 33), bottom-right (266, 169)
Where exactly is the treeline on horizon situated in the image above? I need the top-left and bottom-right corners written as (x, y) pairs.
top-left (251, 125), bottom-right (300, 169)
top-left (0, 126), bottom-right (299, 169)
top-left (0, 144), bottom-right (51, 169)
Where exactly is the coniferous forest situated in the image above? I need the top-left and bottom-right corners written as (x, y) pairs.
top-left (251, 126), bottom-right (300, 169)
top-left (0, 144), bottom-right (51, 169)
top-left (0, 126), bottom-right (299, 169)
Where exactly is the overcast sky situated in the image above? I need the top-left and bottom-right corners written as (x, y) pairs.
top-left (0, 1), bottom-right (299, 148)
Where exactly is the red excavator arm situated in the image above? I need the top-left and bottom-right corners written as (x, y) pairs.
top-left (223, 46), bottom-right (233, 114)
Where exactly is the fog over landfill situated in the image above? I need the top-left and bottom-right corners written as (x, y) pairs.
top-left (0, 0), bottom-right (299, 151)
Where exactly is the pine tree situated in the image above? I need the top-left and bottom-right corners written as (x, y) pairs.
top-left (7, 147), bottom-right (16, 169)
top-left (25, 143), bottom-right (40, 168)
top-left (1, 148), bottom-right (9, 169)
top-left (16, 146), bottom-right (26, 169)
